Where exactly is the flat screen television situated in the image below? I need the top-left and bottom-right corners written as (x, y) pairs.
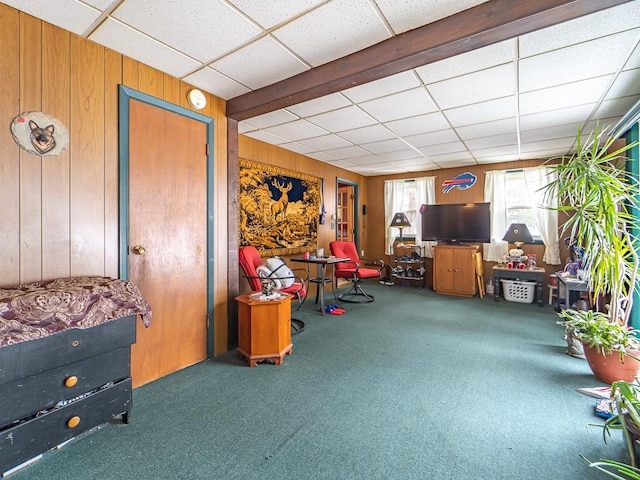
top-left (421, 202), bottom-right (490, 244)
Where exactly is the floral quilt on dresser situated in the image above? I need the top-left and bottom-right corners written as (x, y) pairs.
top-left (0, 276), bottom-right (152, 347)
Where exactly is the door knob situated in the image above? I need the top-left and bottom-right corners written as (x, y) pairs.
top-left (132, 245), bottom-right (147, 255)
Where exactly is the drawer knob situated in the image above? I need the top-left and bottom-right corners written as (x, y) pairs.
top-left (65, 376), bottom-right (78, 388)
top-left (67, 416), bottom-right (81, 429)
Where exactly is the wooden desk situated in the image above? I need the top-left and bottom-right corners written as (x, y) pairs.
top-left (291, 256), bottom-right (350, 315)
top-left (492, 266), bottom-right (545, 307)
top-left (235, 293), bottom-right (292, 367)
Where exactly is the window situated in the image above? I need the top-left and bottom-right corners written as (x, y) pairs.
top-left (505, 170), bottom-right (542, 241)
top-left (398, 180), bottom-right (417, 240)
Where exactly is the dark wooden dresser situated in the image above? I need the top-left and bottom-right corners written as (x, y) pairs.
top-left (0, 277), bottom-right (151, 475)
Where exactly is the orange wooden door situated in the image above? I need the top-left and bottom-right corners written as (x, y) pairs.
top-left (128, 99), bottom-right (208, 387)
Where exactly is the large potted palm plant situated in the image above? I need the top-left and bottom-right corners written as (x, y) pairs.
top-left (546, 124), bottom-right (640, 384)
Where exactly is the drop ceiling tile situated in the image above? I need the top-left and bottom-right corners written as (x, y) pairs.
top-left (519, 104), bottom-right (597, 132)
top-left (378, 149), bottom-right (424, 161)
top-left (183, 67), bottom-right (250, 100)
top-left (417, 141), bottom-right (467, 156)
top-left (388, 157), bottom-right (434, 169)
top-left (83, 0), bottom-right (113, 8)
top-left (444, 96), bottom-right (516, 127)
top-left (90, 19), bottom-right (201, 78)
top-left (384, 112), bottom-right (451, 136)
top-left (427, 64), bottom-right (515, 110)
top-left (297, 134), bottom-right (352, 150)
top-left (519, 76), bottom-right (614, 115)
top-left (393, 157), bottom-right (435, 171)
top-left (465, 132), bottom-right (517, 150)
top-left (605, 68), bottom-right (640, 100)
top-left (307, 106), bottom-right (377, 132)
top-left (323, 145), bottom-right (371, 160)
top-left (272, 0), bottom-right (391, 67)
top-left (427, 151), bottom-right (474, 164)
top-left (519, 148), bottom-right (569, 160)
top-left (238, 122), bottom-right (257, 134)
top-left (279, 142), bottom-right (317, 155)
top-left (475, 154), bottom-right (519, 164)
top-left (456, 118), bottom-right (517, 140)
top-left (359, 88), bottom-right (438, 123)
top-left (264, 119), bottom-right (329, 141)
top-left (342, 71), bottom-right (421, 103)
top-left (228, 0), bottom-right (326, 29)
top-left (307, 151), bottom-right (339, 162)
top-left (211, 36), bottom-right (308, 90)
top-left (243, 129), bottom-right (290, 145)
top-left (519, 30), bottom-right (640, 93)
top-left (341, 154), bottom-right (381, 165)
top-left (286, 94), bottom-right (352, 117)
top-left (519, 2), bottom-right (640, 57)
top-left (404, 129), bottom-right (460, 149)
top-left (472, 145), bottom-right (519, 159)
top-left (520, 137), bottom-right (575, 153)
top-left (241, 110), bottom-right (299, 129)
top-left (325, 159), bottom-right (358, 169)
top-left (520, 124), bottom-right (584, 144)
top-left (432, 157), bottom-right (476, 168)
top-left (416, 39), bottom-right (515, 84)
top-left (111, 0), bottom-right (261, 63)
top-left (1, 0), bottom-right (101, 35)
top-left (624, 42), bottom-right (640, 70)
top-left (360, 138), bottom-right (408, 154)
top-left (338, 124), bottom-right (396, 144)
top-left (375, 0), bottom-right (489, 34)
top-left (595, 96), bottom-right (640, 120)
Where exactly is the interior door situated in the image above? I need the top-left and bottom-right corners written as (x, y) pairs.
top-left (128, 98), bottom-right (208, 388)
top-left (337, 185), bottom-right (354, 241)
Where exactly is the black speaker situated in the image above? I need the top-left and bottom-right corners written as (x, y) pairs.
top-left (362, 204), bottom-right (368, 215)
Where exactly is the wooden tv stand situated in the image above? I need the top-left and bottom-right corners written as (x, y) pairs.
top-left (432, 244), bottom-right (479, 297)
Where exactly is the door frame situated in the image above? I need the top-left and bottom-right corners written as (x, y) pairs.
top-left (336, 177), bottom-right (360, 249)
top-left (117, 85), bottom-right (215, 357)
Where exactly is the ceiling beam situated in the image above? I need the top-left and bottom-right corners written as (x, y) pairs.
top-left (226, 0), bottom-right (632, 121)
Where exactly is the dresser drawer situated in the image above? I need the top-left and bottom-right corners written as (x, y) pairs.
top-left (0, 378), bottom-right (131, 474)
top-left (0, 347), bottom-right (130, 429)
top-left (0, 315), bottom-right (136, 385)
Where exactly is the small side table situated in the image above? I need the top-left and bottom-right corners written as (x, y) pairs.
top-left (492, 266), bottom-right (545, 307)
top-left (235, 293), bottom-right (292, 367)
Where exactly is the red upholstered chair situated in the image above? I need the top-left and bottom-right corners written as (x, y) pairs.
top-left (329, 241), bottom-right (384, 303)
top-left (238, 246), bottom-right (307, 310)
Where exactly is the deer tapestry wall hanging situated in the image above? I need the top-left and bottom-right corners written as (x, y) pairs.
top-left (239, 159), bottom-right (321, 256)
top-left (10, 112), bottom-right (69, 157)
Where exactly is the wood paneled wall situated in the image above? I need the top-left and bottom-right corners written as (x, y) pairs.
top-left (0, 5), bottom-right (229, 355)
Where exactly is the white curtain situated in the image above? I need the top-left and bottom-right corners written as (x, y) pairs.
top-left (524, 166), bottom-right (561, 265)
top-left (484, 170), bottom-right (508, 261)
top-left (414, 176), bottom-right (437, 258)
top-left (384, 177), bottom-right (436, 256)
top-left (484, 167), bottom-right (561, 265)
top-left (384, 179), bottom-right (406, 254)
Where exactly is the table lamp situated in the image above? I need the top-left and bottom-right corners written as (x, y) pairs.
top-left (502, 223), bottom-right (534, 250)
top-left (390, 212), bottom-right (411, 245)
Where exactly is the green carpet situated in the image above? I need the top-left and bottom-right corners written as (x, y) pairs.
top-left (9, 283), bottom-right (627, 479)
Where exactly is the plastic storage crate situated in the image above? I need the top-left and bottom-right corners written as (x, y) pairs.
top-left (501, 279), bottom-right (536, 304)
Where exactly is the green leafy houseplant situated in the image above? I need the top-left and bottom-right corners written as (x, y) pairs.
top-left (545, 124), bottom-right (640, 364)
top-left (558, 310), bottom-right (640, 360)
top-left (595, 380), bottom-right (640, 472)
